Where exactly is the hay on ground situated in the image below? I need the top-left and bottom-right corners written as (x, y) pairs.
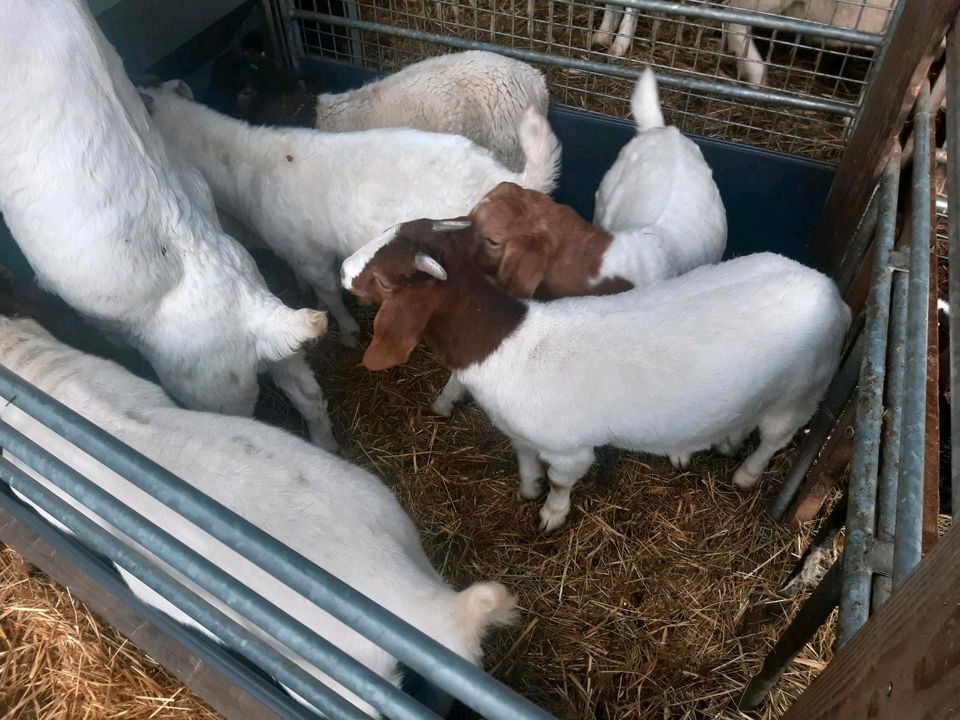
top-left (2, 305), bottom-right (838, 720)
top-left (0, 545), bottom-right (219, 720)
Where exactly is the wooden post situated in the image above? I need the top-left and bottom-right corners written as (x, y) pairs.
top-left (813, 0), bottom-right (960, 279)
top-left (781, 523), bottom-right (960, 719)
top-left (783, 400), bottom-right (856, 527)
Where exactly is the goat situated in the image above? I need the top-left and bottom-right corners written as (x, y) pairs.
top-left (140, 80), bottom-right (561, 346)
top-left (207, 48), bottom-right (548, 172)
top-left (0, 0), bottom-right (337, 449)
top-left (723, 0), bottom-right (897, 87)
top-left (469, 70), bottom-right (725, 299)
top-left (0, 312), bottom-right (516, 718)
top-left (341, 219), bottom-right (851, 532)
top-left (586, 0), bottom-right (896, 83)
top-left (431, 70), bottom-right (725, 420)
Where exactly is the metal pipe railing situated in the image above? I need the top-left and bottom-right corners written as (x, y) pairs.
top-left (837, 144), bottom-right (901, 648)
top-left (947, 17), bottom-right (960, 524)
top-left (0, 458), bottom-right (366, 720)
top-left (871, 265), bottom-right (909, 610)
top-left (291, 10), bottom-right (858, 117)
top-left (893, 80), bottom-right (933, 586)
top-left (0, 421), bottom-right (437, 720)
top-left (0, 366), bottom-right (555, 720)
top-left (571, 0), bottom-right (885, 46)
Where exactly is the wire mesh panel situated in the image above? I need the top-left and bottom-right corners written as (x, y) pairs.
top-left (279, 0), bottom-right (899, 161)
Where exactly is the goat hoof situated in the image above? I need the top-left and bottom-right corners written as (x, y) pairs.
top-left (517, 479), bottom-right (544, 501)
top-left (538, 505), bottom-right (569, 534)
top-left (610, 38), bottom-right (632, 57)
top-left (716, 440), bottom-right (738, 457)
top-left (732, 466), bottom-right (760, 490)
top-left (309, 426), bottom-right (340, 454)
top-left (590, 31), bottom-right (614, 49)
top-left (431, 399), bottom-right (454, 417)
top-left (669, 453), bottom-right (691, 471)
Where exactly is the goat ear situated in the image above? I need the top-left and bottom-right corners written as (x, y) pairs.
top-left (497, 237), bottom-right (553, 298)
top-left (363, 290), bottom-right (436, 371)
top-left (138, 92), bottom-right (155, 114)
top-left (164, 79), bottom-right (194, 100)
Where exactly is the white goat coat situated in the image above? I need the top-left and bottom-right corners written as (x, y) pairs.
top-left (141, 87), bottom-right (559, 339)
top-left (313, 50), bottom-right (549, 171)
top-left (142, 90), bottom-right (560, 261)
top-left (0, 317), bottom-right (508, 717)
top-left (0, 0), bottom-right (327, 430)
top-left (594, 71), bottom-right (727, 287)
top-left (456, 253), bottom-right (849, 458)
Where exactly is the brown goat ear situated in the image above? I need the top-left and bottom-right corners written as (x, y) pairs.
top-left (363, 289), bottom-right (437, 371)
top-left (497, 235), bottom-right (554, 298)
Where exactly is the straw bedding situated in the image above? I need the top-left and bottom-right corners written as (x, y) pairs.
top-left (2, 297), bottom-right (838, 719)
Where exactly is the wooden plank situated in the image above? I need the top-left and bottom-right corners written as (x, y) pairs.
top-left (782, 523), bottom-right (960, 720)
top-left (784, 400), bottom-right (856, 528)
top-left (0, 501), bottom-right (293, 720)
top-left (812, 0), bottom-right (960, 278)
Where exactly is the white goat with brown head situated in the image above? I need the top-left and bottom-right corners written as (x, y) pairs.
top-left (341, 219), bottom-right (851, 532)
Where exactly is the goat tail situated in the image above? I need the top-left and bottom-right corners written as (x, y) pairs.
top-left (631, 68), bottom-right (664, 132)
top-left (517, 105), bottom-right (562, 194)
top-left (256, 307), bottom-right (328, 362)
top-left (453, 581), bottom-right (518, 647)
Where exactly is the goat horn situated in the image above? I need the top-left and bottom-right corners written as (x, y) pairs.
top-left (414, 253), bottom-right (447, 281)
top-left (431, 219), bottom-right (472, 232)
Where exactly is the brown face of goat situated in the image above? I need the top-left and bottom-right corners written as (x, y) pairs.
top-left (348, 220), bottom-right (527, 372)
top-left (470, 182), bottom-right (632, 299)
top-left (347, 222), bottom-right (452, 371)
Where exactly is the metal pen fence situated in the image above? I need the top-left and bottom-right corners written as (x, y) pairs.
top-left (0, 366), bottom-right (556, 720)
top-left (277, 0), bottom-right (899, 161)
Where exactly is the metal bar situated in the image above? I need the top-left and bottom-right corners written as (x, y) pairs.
top-left (939, 195), bottom-right (949, 215)
top-left (837, 145), bottom-right (901, 648)
top-left (770, 331), bottom-right (864, 521)
top-left (343, 1), bottom-right (364, 67)
top-left (0, 421), bottom-right (437, 720)
top-left (739, 559), bottom-right (844, 710)
top-left (0, 367), bottom-right (555, 720)
top-left (894, 80), bottom-right (933, 586)
top-left (578, 0), bottom-right (885, 46)
top-left (0, 459), bottom-right (368, 720)
top-left (291, 10), bottom-right (859, 117)
top-left (0, 485), bottom-right (318, 720)
top-left (277, 0), bottom-right (303, 72)
top-left (872, 266), bottom-right (909, 611)
top-left (260, 0), bottom-right (284, 65)
top-left (948, 15), bottom-right (960, 524)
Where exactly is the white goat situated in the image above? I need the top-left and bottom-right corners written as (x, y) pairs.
top-left (0, 0), bottom-right (337, 450)
top-left (0, 315), bottom-right (516, 717)
top-left (432, 69), bottom-right (726, 420)
top-left (593, 69), bottom-right (727, 282)
top-left (311, 51), bottom-right (548, 173)
top-left (213, 48), bottom-right (547, 172)
top-left (587, 0), bottom-right (896, 81)
top-left (342, 222), bottom-right (851, 532)
top-left (724, 0), bottom-right (897, 86)
top-left (140, 81), bottom-right (561, 346)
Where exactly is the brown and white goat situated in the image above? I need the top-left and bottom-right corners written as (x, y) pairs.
top-left (341, 219), bottom-right (850, 532)
top-left (469, 70), bottom-right (725, 302)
